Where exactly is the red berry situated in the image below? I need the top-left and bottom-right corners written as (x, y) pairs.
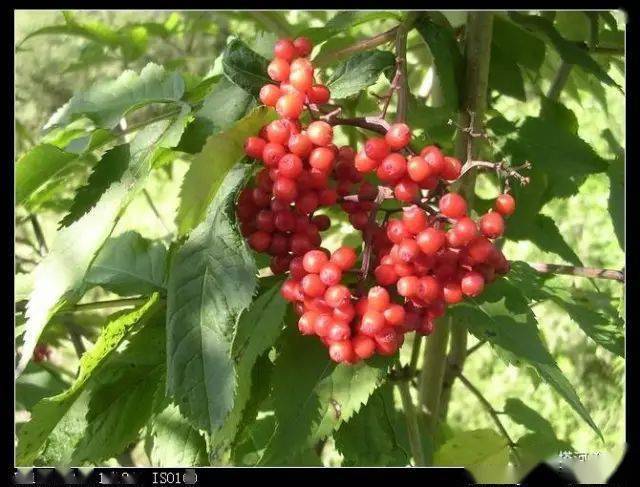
top-left (367, 286), bottom-right (390, 311)
top-left (352, 334), bottom-right (376, 359)
top-left (416, 227), bottom-right (445, 255)
top-left (298, 311), bottom-right (318, 335)
top-left (307, 121), bottom-right (333, 147)
top-left (269, 233), bottom-right (289, 256)
top-left (309, 147), bottom-right (335, 171)
top-left (417, 275), bottom-right (442, 303)
top-left (288, 132), bottom-right (313, 157)
top-left (420, 145), bottom-right (445, 176)
top-left (365, 137), bottom-right (390, 160)
top-left (360, 310), bottom-right (386, 335)
top-left (334, 303), bottom-right (356, 323)
top-left (397, 238), bottom-right (420, 263)
top-left (301, 273), bottom-right (326, 298)
top-left (441, 156), bottom-right (462, 181)
top-left (331, 247), bottom-right (357, 270)
top-left (386, 219), bottom-right (410, 244)
top-left (259, 84), bottom-right (282, 107)
top-left (480, 212), bottom-right (505, 238)
top-left (266, 120), bottom-right (291, 145)
top-left (407, 155), bottom-right (432, 182)
top-left (248, 230), bottom-right (271, 252)
top-left (278, 153), bottom-right (303, 178)
top-left (289, 256), bottom-right (306, 279)
top-left (354, 150), bottom-right (379, 173)
top-left (276, 93), bottom-right (304, 119)
top-left (374, 264), bottom-right (398, 286)
top-left (274, 38), bottom-right (296, 61)
top-left (281, 279), bottom-right (303, 302)
top-left (385, 122), bottom-right (411, 150)
top-left (325, 284), bottom-right (351, 308)
top-left (439, 193), bottom-right (467, 219)
top-left (329, 340), bottom-right (355, 363)
top-left (314, 313), bottom-right (333, 336)
top-left (312, 214), bottom-right (331, 231)
top-left (494, 193), bottom-right (516, 216)
top-left (274, 210), bottom-right (296, 233)
top-left (394, 178), bottom-right (420, 203)
top-left (244, 136), bottom-right (266, 159)
top-left (443, 280), bottom-right (463, 304)
top-left (397, 275), bottom-right (419, 297)
top-left (318, 188), bottom-right (338, 206)
top-left (262, 142), bottom-right (286, 167)
top-left (291, 57), bottom-right (313, 73)
top-left (348, 211), bottom-right (369, 230)
top-left (268, 57), bottom-right (290, 82)
top-left (293, 36), bottom-right (313, 56)
top-left (377, 153), bottom-right (407, 182)
top-left (295, 191), bottom-right (320, 215)
top-left (467, 237), bottom-right (494, 264)
top-left (255, 209), bottom-right (275, 233)
top-left (289, 68), bottom-right (314, 92)
top-left (303, 250), bottom-right (329, 274)
top-left (452, 217), bottom-right (479, 245)
top-left (374, 327), bottom-right (401, 356)
top-left (307, 84), bottom-right (330, 104)
top-left (460, 271), bottom-right (485, 297)
top-left (289, 233), bottom-right (314, 256)
top-left (273, 177), bottom-right (298, 203)
top-left (328, 319), bottom-right (351, 342)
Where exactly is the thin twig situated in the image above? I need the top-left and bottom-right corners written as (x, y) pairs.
top-left (313, 27), bottom-right (398, 67)
top-left (142, 189), bottom-right (171, 234)
top-left (459, 160), bottom-right (531, 185)
top-left (466, 340), bottom-right (486, 357)
top-left (527, 263), bottom-right (624, 282)
top-left (29, 214), bottom-right (48, 256)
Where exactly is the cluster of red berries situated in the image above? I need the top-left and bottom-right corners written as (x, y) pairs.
top-left (238, 37), bottom-right (517, 364)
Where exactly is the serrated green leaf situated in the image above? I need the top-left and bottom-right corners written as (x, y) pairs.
top-left (503, 398), bottom-right (556, 438)
top-left (448, 278), bottom-right (602, 439)
top-left (16, 144), bottom-right (78, 206)
top-left (415, 17), bottom-right (463, 109)
top-left (515, 432), bottom-right (573, 479)
top-left (18, 109), bottom-right (189, 376)
top-left (16, 295), bottom-right (160, 465)
top-left (492, 15), bottom-right (546, 72)
top-left (334, 385), bottom-right (408, 466)
top-left (554, 12), bottom-right (591, 43)
top-left (222, 38), bottom-right (270, 97)
top-left (489, 45), bottom-right (526, 101)
top-left (58, 144), bottom-right (130, 228)
top-left (302, 11), bottom-right (400, 44)
top-left (434, 429), bottom-right (510, 483)
top-left (167, 163), bottom-right (257, 434)
top-left (208, 284), bottom-right (287, 459)
top-left (145, 402), bottom-right (208, 467)
top-left (85, 230), bottom-right (168, 296)
top-left (176, 106), bottom-right (276, 235)
top-left (258, 329), bottom-right (391, 465)
top-left (44, 63), bottom-right (185, 131)
top-left (507, 262), bottom-right (624, 357)
top-left (540, 96), bottom-right (579, 134)
top-left (327, 50), bottom-right (395, 99)
top-left (16, 363), bottom-right (69, 412)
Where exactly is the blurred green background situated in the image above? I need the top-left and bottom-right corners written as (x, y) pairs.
top-left (15, 10), bottom-right (625, 474)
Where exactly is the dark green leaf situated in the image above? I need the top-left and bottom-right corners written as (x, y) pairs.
top-left (327, 50), bottom-right (395, 99)
top-left (540, 96), bottom-right (579, 134)
top-left (300, 11), bottom-right (399, 43)
top-left (503, 398), bottom-right (556, 438)
top-left (607, 158), bottom-right (624, 251)
top-left (415, 17), bottom-right (463, 109)
top-left (489, 46), bottom-right (526, 101)
top-left (167, 163), bottom-right (257, 434)
top-left (222, 38), bottom-right (270, 97)
top-left (492, 15), bottom-right (546, 71)
top-left (85, 231), bottom-right (168, 296)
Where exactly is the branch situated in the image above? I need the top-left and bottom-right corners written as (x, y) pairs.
top-left (394, 13), bottom-right (418, 123)
top-left (457, 373), bottom-right (517, 450)
top-left (397, 381), bottom-right (427, 466)
top-left (313, 27), bottom-right (398, 67)
top-left (459, 159), bottom-right (531, 186)
top-left (527, 262), bottom-right (625, 282)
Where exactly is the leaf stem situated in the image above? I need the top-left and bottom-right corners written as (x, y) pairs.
top-left (142, 188), bottom-right (171, 234)
top-left (313, 27), bottom-right (398, 67)
top-left (527, 263), bottom-right (625, 282)
top-left (547, 61), bottom-right (572, 101)
top-left (29, 214), bottom-right (48, 256)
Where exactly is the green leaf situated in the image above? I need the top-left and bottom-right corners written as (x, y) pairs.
top-left (515, 433), bottom-right (573, 478)
top-left (540, 96), bottom-right (579, 134)
top-left (434, 429), bottom-right (510, 484)
top-left (508, 12), bottom-right (621, 90)
top-left (167, 163), bottom-right (258, 434)
top-left (16, 363), bottom-right (69, 412)
top-left (507, 262), bottom-right (624, 357)
top-left (145, 402), bottom-right (208, 467)
top-left (334, 385), bottom-right (408, 466)
top-left (492, 15), bottom-right (546, 72)
top-left (16, 144), bottom-right (78, 206)
top-left (301, 11), bottom-right (400, 43)
top-left (489, 46), bottom-right (526, 101)
top-left (258, 329), bottom-right (390, 465)
top-left (17, 109), bottom-right (189, 376)
top-left (607, 158), bottom-right (624, 251)
top-left (327, 50), bottom-right (395, 99)
top-left (448, 278), bottom-right (602, 439)
top-left (222, 38), bottom-right (270, 97)
top-left (209, 283), bottom-right (287, 459)
top-left (503, 398), bottom-right (556, 438)
top-left (414, 17), bottom-right (463, 109)
top-left (85, 231), bottom-right (168, 296)
top-left (44, 63), bottom-right (185, 131)
top-left (176, 106), bottom-right (277, 235)
top-left (16, 295), bottom-right (160, 465)
top-left (58, 144), bottom-right (130, 228)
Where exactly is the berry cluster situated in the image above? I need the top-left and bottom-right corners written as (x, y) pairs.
top-left (238, 37), bottom-right (518, 364)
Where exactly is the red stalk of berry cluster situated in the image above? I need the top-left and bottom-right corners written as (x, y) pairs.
top-left (238, 36), bottom-right (522, 365)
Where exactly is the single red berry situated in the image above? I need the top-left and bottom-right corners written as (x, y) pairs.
top-left (312, 214), bottom-right (331, 231)
top-left (386, 219), bottom-right (410, 244)
top-left (416, 227), bottom-right (445, 255)
top-left (259, 84), bottom-right (282, 107)
top-left (439, 193), bottom-right (467, 219)
top-left (307, 121), bottom-right (333, 146)
top-left (303, 249), bottom-right (329, 274)
top-left (290, 57), bottom-right (313, 73)
top-left (251, 187), bottom-right (271, 208)
top-left (262, 142), bottom-right (286, 167)
top-left (298, 311), bottom-right (318, 335)
top-left (367, 286), bottom-right (390, 311)
top-left (301, 273), bottom-right (327, 298)
top-left (331, 247), bottom-right (357, 270)
top-left (307, 84), bottom-right (330, 104)
top-left (329, 340), bottom-right (355, 363)
top-left (266, 120), bottom-right (291, 145)
top-left (377, 153), bottom-right (407, 182)
top-left (354, 150), bottom-right (379, 173)
top-left (461, 271), bottom-right (485, 297)
top-left (417, 275), bottom-right (442, 303)
top-left (288, 132), bottom-right (313, 157)
top-left (278, 153), bottom-right (303, 178)
top-left (364, 137), bottom-right (390, 160)
top-left (244, 136), bottom-right (266, 159)
top-left (397, 275), bottom-right (419, 297)
top-left (289, 68), bottom-right (314, 92)
top-left (267, 57), bottom-right (290, 82)
top-left (269, 233), bottom-right (289, 256)
top-left (314, 313), bottom-right (333, 337)
top-left (318, 188), bottom-right (338, 206)
top-left (360, 310), bottom-right (386, 336)
top-left (494, 193), bottom-right (516, 216)
top-left (420, 145), bottom-right (445, 176)
top-left (273, 177), bottom-right (298, 203)
top-left (289, 256), bottom-right (307, 280)
top-left (352, 334), bottom-right (376, 359)
top-left (383, 304), bottom-right (406, 327)
top-left (309, 147), bottom-right (335, 172)
top-left (325, 284), bottom-right (351, 308)
top-left (407, 155), bottom-right (432, 182)
top-left (281, 279), bottom-right (303, 302)
top-left (467, 237), bottom-right (495, 264)
top-left (480, 211), bottom-right (505, 238)
top-left (441, 156), bottom-right (462, 180)
top-left (374, 264), bottom-right (398, 286)
top-left (394, 178), bottom-right (420, 203)
top-left (274, 38), bottom-right (296, 61)
top-left (274, 210), bottom-right (296, 233)
top-left (248, 230), bottom-right (271, 252)
top-left (289, 233), bottom-right (315, 256)
top-left (328, 320), bottom-right (351, 342)
top-left (276, 93), bottom-right (304, 119)
top-left (334, 303), bottom-right (356, 323)
top-left (452, 216), bottom-right (479, 245)
top-left (397, 238), bottom-right (420, 262)
top-left (374, 327), bottom-right (401, 356)
top-left (385, 122), bottom-right (411, 150)
top-left (295, 191), bottom-right (320, 215)
top-left (443, 279), bottom-right (463, 304)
